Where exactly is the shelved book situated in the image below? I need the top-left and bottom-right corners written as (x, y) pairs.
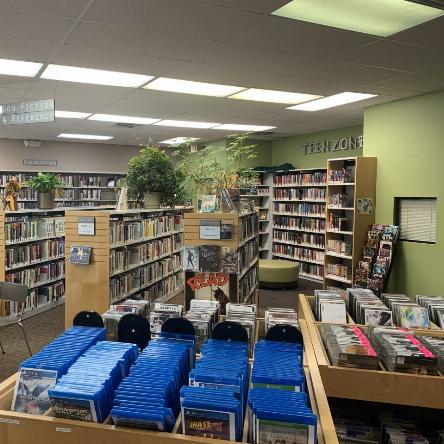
top-left (273, 171), bottom-right (326, 186)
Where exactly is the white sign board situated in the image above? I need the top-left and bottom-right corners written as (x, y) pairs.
top-left (77, 217), bottom-right (95, 236)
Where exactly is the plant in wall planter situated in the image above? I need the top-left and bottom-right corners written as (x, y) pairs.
top-left (125, 145), bottom-right (184, 208)
top-left (26, 172), bottom-right (65, 209)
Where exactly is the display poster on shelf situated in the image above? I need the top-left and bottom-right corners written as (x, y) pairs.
top-left (77, 216), bottom-right (95, 235)
top-left (69, 246), bottom-right (92, 265)
top-left (357, 198), bottom-right (374, 214)
top-left (200, 219), bottom-right (221, 240)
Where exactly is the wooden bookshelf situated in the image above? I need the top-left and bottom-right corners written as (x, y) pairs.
top-left (0, 171), bottom-right (125, 209)
top-left (64, 208), bottom-right (192, 327)
top-left (272, 168), bottom-right (327, 282)
top-left (183, 211), bottom-right (259, 308)
top-left (324, 157), bottom-right (377, 289)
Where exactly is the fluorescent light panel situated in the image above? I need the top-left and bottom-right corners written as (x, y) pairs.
top-left (58, 133), bottom-right (114, 140)
top-left (41, 64), bottom-right (153, 87)
top-left (143, 77), bottom-right (245, 97)
top-left (214, 124), bottom-right (276, 132)
top-left (0, 58), bottom-right (43, 77)
top-left (288, 92), bottom-right (377, 111)
top-left (229, 88), bottom-right (322, 104)
top-left (88, 113), bottom-right (160, 125)
top-left (55, 110), bottom-right (92, 119)
top-left (272, 0), bottom-right (444, 37)
top-left (154, 120), bottom-right (220, 129)
top-left (159, 137), bottom-right (200, 145)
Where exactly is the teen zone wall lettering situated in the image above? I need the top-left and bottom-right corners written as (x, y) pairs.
top-left (303, 135), bottom-right (363, 155)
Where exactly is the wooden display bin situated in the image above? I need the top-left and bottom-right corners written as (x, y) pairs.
top-left (0, 319), bottom-right (339, 444)
top-left (298, 294), bottom-right (444, 409)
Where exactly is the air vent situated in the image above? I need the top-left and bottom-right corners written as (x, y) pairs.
top-left (114, 122), bottom-right (143, 129)
top-left (252, 131), bottom-right (278, 136)
top-left (406, 0), bottom-right (444, 9)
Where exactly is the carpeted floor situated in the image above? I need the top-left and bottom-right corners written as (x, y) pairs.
top-left (0, 278), bottom-right (321, 383)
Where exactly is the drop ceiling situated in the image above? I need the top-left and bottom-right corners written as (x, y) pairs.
top-left (0, 0), bottom-right (443, 145)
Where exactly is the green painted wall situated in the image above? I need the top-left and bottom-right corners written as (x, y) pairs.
top-left (364, 90), bottom-right (444, 298)
top-left (272, 125), bottom-right (363, 168)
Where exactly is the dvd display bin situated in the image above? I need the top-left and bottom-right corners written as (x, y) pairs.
top-left (64, 208), bottom-right (192, 327)
top-left (0, 317), bottom-right (339, 444)
top-left (298, 294), bottom-right (444, 410)
top-left (183, 212), bottom-right (260, 311)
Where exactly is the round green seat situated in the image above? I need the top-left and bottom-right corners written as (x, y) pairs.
top-left (259, 259), bottom-right (299, 289)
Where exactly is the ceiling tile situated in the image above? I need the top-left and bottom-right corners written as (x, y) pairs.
top-left (84, 0), bottom-right (258, 40)
top-left (0, 0), bottom-right (91, 17)
top-left (367, 72), bottom-right (444, 93)
top-left (0, 6), bottom-right (76, 43)
top-left (0, 36), bottom-right (58, 62)
top-left (189, 0), bottom-right (289, 13)
top-left (225, 15), bottom-right (378, 58)
top-left (392, 16), bottom-right (444, 51)
top-left (335, 40), bottom-right (444, 76)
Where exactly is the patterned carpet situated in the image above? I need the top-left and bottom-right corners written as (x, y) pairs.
top-left (0, 279), bottom-right (321, 382)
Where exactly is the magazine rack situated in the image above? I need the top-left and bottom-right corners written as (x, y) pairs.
top-left (0, 319), bottom-right (339, 444)
top-left (298, 294), bottom-right (444, 409)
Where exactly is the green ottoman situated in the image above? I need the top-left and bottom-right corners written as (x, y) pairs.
top-left (259, 259), bottom-right (299, 289)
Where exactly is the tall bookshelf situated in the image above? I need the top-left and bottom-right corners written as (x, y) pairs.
top-left (64, 208), bottom-right (191, 327)
top-left (0, 171), bottom-right (125, 209)
top-left (0, 209), bottom-right (66, 326)
top-left (241, 171), bottom-right (272, 259)
top-left (272, 168), bottom-right (327, 282)
top-left (183, 211), bottom-right (259, 309)
top-left (324, 157), bottom-right (377, 289)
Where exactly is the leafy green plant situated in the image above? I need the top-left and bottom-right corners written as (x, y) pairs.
top-left (25, 172), bottom-right (64, 193)
top-left (125, 145), bottom-right (184, 207)
top-left (173, 134), bottom-right (258, 199)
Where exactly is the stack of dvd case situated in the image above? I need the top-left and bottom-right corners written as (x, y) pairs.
top-left (12, 326), bottom-right (106, 414)
top-left (183, 339), bottom-right (249, 441)
top-left (321, 325), bottom-right (379, 369)
top-left (265, 307), bottom-right (298, 332)
top-left (314, 289), bottom-right (347, 324)
top-left (348, 288), bottom-right (392, 326)
top-left (418, 336), bottom-right (444, 373)
top-left (416, 295), bottom-right (444, 328)
top-left (149, 303), bottom-right (184, 337)
top-left (49, 341), bottom-right (138, 422)
top-left (369, 326), bottom-right (437, 374)
top-left (112, 335), bottom-right (194, 431)
top-left (225, 303), bottom-right (257, 351)
top-left (382, 294), bottom-right (430, 329)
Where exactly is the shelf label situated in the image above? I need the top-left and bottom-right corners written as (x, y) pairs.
top-left (304, 134), bottom-right (363, 155)
top-left (0, 418), bottom-right (20, 424)
top-left (199, 219), bottom-right (221, 240)
top-left (56, 427), bottom-right (71, 433)
top-left (77, 217), bottom-right (95, 235)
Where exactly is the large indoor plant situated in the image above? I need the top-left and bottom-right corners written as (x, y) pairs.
top-left (126, 145), bottom-right (184, 208)
top-left (26, 172), bottom-right (64, 209)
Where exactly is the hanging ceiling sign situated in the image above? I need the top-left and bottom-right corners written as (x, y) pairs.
top-left (1, 99), bottom-right (55, 125)
top-left (303, 134), bottom-right (363, 155)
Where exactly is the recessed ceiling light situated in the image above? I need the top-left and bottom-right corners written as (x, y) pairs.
top-left (272, 0), bottom-right (444, 37)
top-left (55, 110), bottom-right (92, 119)
top-left (213, 124), bottom-right (276, 132)
top-left (41, 64), bottom-right (153, 87)
top-left (229, 88), bottom-right (322, 104)
top-left (0, 58), bottom-right (43, 77)
top-left (159, 137), bottom-right (200, 145)
top-left (58, 133), bottom-right (114, 140)
top-left (287, 92), bottom-right (377, 111)
top-left (143, 77), bottom-right (245, 97)
top-left (154, 120), bottom-right (220, 129)
top-left (88, 113), bottom-right (160, 125)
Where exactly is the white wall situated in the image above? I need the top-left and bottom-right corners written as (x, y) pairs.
top-left (0, 139), bottom-right (140, 173)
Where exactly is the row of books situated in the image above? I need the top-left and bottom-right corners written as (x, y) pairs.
top-left (241, 187), bottom-right (269, 196)
top-left (109, 256), bottom-right (181, 303)
top-left (109, 215), bottom-right (183, 245)
top-left (0, 187), bottom-right (37, 200)
top-left (273, 244), bottom-right (325, 263)
top-left (274, 188), bottom-right (326, 201)
top-left (327, 215), bottom-right (350, 232)
top-left (5, 216), bottom-right (65, 242)
top-left (240, 266), bottom-right (258, 303)
top-left (239, 212), bottom-right (258, 242)
top-left (328, 193), bottom-right (353, 208)
top-left (273, 202), bottom-right (325, 217)
top-left (274, 215), bottom-right (326, 232)
top-left (5, 260), bottom-right (65, 287)
top-left (3, 281), bottom-right (65, 317)
top-left (326, 263), bottom-right (351, 280)
top-left (329, 167), bottom-right (354, 183)
top-left (273, 171), bottom-right (326, 186)
top-left (0, 173), bottom-right (34, 186)
top-left (327, 239), bottom-right (352, 256)
top-left (79, 176), bottom-right (101, 187)
top-left (57, 189), bottom-right (75, 200)
top-left (109, 235), bottom-right (181, 275)
top-left (239, 238), bottom-right (258, 273)
top-left (258, 210), bottom-right (268, 221)
top-left (6, 239), bottom-right (65, 269)
top-left (300, 263), bottom-right (324, 280)
top-left (79, 189), bottom-right (102, 199)
top-left (355, 224), bottom-right (399, 294)
top-left (273, 230), bottom-right (325, 248)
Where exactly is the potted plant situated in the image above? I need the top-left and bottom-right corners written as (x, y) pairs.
top-left (125, 145), bottom-right (184, 208)
top-left (26, 172), bottom-right (64, 209)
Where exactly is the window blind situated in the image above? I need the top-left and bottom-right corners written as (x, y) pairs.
top-left (398, 198), bottom-right (437, 243)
